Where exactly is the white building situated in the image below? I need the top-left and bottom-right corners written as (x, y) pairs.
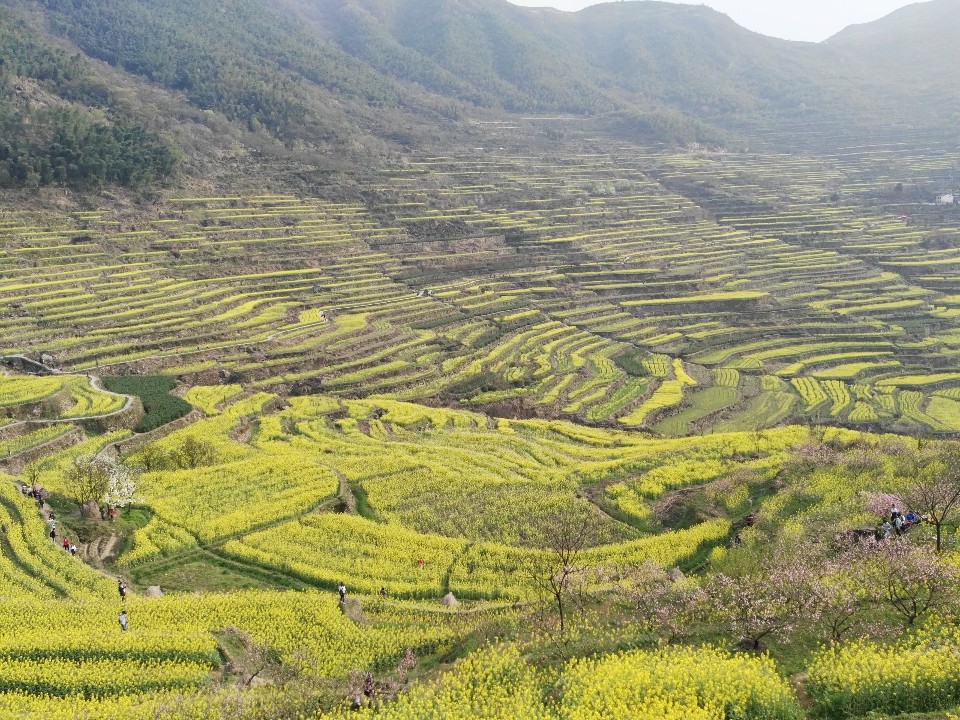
top-left (935, 192), bottom-right (955, 205)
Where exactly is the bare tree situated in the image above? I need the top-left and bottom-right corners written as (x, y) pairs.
top-left (704, 564), bottom-right (819, 650)
top-left (867, 538), bottom-right (960, 627)
top-left (702, 536), bottom-right (826, 650)
top-left (808, 540), bottom-right (880, 644)
top-left (220, 627), bottom-right (293, 689)
top-left (611, 561), bottom-right (703, 643)
top-left (520, 509), bottom-right (598, 639)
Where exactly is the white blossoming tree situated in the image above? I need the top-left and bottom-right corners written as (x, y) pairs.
top-left (102, 458), bottom-right (140, 508)
top-left (65, 455), bottom-right (140, 518)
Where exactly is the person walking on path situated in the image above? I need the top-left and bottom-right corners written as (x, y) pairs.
top-left (118, 580), bottom-right (127, 602)
top-left (118, 611), bottom-right (128, 631)
top-left (338, 582), bottom-right (346, 602)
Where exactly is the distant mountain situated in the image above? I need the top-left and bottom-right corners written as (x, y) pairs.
top-left (275, 0), bottom-right (620, 113)
top-left (283, 0), bottom-right (836, 122)
top-left (1, 0), bottom-right (959, 191)
top-left (829, 0), bottom-right (960, 105)
top-left (829, 0), bottom-right (956, 63)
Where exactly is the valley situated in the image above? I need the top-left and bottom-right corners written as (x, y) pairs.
top-left (3, 0), bottom-right (960, 717)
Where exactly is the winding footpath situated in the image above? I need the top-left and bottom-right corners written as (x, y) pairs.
top-left (0, 359), bottom-right (136, 424)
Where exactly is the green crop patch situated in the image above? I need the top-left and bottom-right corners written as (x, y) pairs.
top-left (100, 376), bottom-right (192, 432)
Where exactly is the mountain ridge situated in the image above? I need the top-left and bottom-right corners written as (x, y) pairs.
top-left (1, 0), bottom-right (958, 193)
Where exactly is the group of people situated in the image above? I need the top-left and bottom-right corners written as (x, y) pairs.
top-left (21, 477), bottom-right (130, 631)
top-left (23, 483), bottom-right (49, 508)
top-left (118, 581), bottom-right (129, 631)
top-left (877, 504), bottom-right (925, 539)
top-left (46, 514), bottom-right (78, 557)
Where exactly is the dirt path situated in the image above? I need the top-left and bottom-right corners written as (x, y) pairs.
top-left (80, 533), bottom-right (120, 564)
top-left (0, 364), bottom-right (137, 426)
top-left (98, 534), bottom-right (120, 562)
top-left (334, 469), bottom-right (357, 513)
top-left (790, 673), bottom-right (813, 713)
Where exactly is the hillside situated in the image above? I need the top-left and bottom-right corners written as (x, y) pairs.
top-left (4, 380), bottom-right (960, 718)
top-left (827, 0), bottom-right (960, 127)
top-left (830, 0), bottom-right (960, 74)
top-left (0, 6), bottom-right (178, 188)
top-left (2, 0), bottom-right (960, 193)
top-left (4, 140), bottom-right (960, 436)
top-left (7, 2), bottom-right (960, 719)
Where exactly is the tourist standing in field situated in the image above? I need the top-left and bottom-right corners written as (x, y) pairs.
top-left (338, 582), bottom-right (346, 602)
top-left (118, 580), bottom-right (127, 601)
top-left (118, 611), bottom-right (127, 631)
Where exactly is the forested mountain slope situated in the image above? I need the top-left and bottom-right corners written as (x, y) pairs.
top-left (828, 0), bottom-right (960, 120)
top-left (0, 7), bottom-right (177, 187)
top-left (1, 0), bottom-right (959, 191)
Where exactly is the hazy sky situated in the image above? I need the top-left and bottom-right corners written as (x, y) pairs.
top-left (506, 0), bottom-right (924, 42)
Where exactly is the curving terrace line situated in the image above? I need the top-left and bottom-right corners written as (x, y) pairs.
top-left (0, 358), bottom-right (136, 424)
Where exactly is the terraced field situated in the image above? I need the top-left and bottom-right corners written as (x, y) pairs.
top-left (0, 380), bottom-right (822, 714)
top-left (5, 381), bottom-right (959, 718)
top-left (116, 394), bottom-right (790, 594)
top-left (4, 142), bottom-right (960, 434)
top-left (6, 139), bottom-right (960, 717)
top-left (0, 471), bottom-right (488, 716)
